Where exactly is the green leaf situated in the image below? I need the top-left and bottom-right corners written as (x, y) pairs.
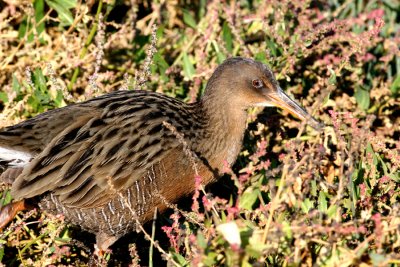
top-left (0, 190), bottom-right (12, 206)
top-left (54, 90), bottom-right (64, 107)
top-left (304, 39), bottom-right (313, 47)
top-left (0, 92), bottom-right (8, 103)
top-left (153, 52), bottom-right (170, 82)
top-left (377, 154), bottom-right (388, 175)
top-left (211, 41), bottom-right (226, 64)
top-left (327, 204), bottom-right (338, 219)
top-left (245, 245), bottom-right (264, 259)
top-left (203, 252), bottom-right (217, 265)
top-left (266, 38), bottom-right (278, 57)
top-left (254, 52), bottom-right (267, 64)
top-left (328, 67), bottom-right (337, 85)
top-left (52, 0), bottom-right (77, 9)
top-left (323, 92), bottom-right (331, 106)
top-left (282, 221), bottom-right (293, 239)
top-left (366, 142), bottom-right (374, 154)
top-left (17, 17), bottom-right (28, 39)
top-left (45, 0), bottom-right (74, 26)
top-left (277, 22), bottom-right (286, 36)
top-left (318, 191), bottom-right (327, 212)
top-left (301, 198), bottom-right (314, 213)
top-left (239, 187), bottom-right (260, 210)
top-left (355, 86), bottom-right (370, 110)
top-left (389, 172), bottom-right (400, 182)
top-left (33, 68), bottom-right (47, 92)
top-left (182, 53), bottom-right (195, 79)
top-left (171, 252), bottom-right (189, 266)
top-left (222, 22), bottom-right (233, 53)
top-left (12, 74), bottom-right (21, 94)
top-left (370, 253), bottom-right (386, 266)
top-left (197, 0), bottom-right (206, 18)
top-left (34, 0), bottom-right (45, 40)
top-left (241, 261), bottom-right (253, 267)
top-left (27, 95), bottom-right (37, 111)
top-left (247, 232), bottom-right (268, 258)
top-left (247, 21), bottom-right (263, 34)
top-left (196, 232), bottom-right (207, 249)
top-left (156, 25), bottom-right (164, 38)
top-left (18, 16), bottom-right (34, 42)
top-left (390, 74), bottom-right (400, 94)
top-left (343, 198), bottom-right (354, 213)
top-left (311, 180), bottom-right (317, 197)
top-left (182, 9), bottom-right (197, 28)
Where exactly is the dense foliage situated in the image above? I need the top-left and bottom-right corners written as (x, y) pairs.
top-left (0, 0), bottom-right (399, 266)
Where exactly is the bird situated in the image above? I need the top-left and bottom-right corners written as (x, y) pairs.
top-left (0, 57), bottom-right (322, 254)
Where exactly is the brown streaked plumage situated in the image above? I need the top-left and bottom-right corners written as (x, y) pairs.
top-left (0, 57), bottom-right (322, 252)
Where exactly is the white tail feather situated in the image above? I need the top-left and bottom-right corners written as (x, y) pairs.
top-left (0, 147), bottom-right (33, 168)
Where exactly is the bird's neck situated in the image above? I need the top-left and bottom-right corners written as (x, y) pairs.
top-left (192, 95), bottom-right (248, 168)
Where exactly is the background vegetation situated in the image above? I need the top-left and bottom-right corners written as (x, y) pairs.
top-left (0, 0), bottom-right (399, 266)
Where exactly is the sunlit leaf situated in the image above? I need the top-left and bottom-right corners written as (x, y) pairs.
top-left (239, 187), bottom-right (260, 210)
top-left (222, 22), bottom-right (233, 53)
top-left (328, 67), bottom-right (337, 85)
top-left (18, 16), bottom-right (34, 42)
top-left (12, 74), bottom-right (21, 95)
top-left (182, 9), bottom-right (196, 28)
top-left (46, 0), bottom-right (74, 26)
top-left (0, 92), bottom-right (8, 103)
top-left (196, 231), bottom-right (207, 249)
top-left (33, 68), bottom-right (47, 92)
top-left (153, 52), bottom-right (170, 82)
top-left (282, 221), bottom-right (293, 239)
top-left (171, 252), bottom-right (189, 266)
top-left (182, 53), bottom-right (195, 79)
top-left (301, 198), bottom-right (314, 213)
top-left (0, 246), bottom-right (4, 261)
top-left (34, 0), bottom-right (45, 40)
top-left (327, 204), bottom-right (337, 219)
top-left (390, 74), bottom-right (400, 94)
top-left (355, 86), bottom-right (370, 110)
top-left (211, 41), bottom-right (226, 64)
top-left (52, 0), bottom-right (77, 9)
top-left (370, 253), bottom-right (386, 266)
top-left (323, 92), bottom-right (331, 106)
top-left (318, 191), bottom-right (327, 212)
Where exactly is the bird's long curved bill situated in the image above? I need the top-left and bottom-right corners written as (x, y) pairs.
top-left (269, 87), bottom-right (324, 131)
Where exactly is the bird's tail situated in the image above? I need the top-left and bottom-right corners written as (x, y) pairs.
top-left (0, 147), bottom-right (32, 184)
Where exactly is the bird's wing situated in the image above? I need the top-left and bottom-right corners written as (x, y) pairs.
top-left (11, 92), bottom-right (181, 209)
top-left (0, 105), bottom-right (98, 156)
top-left (0, 105), bottom-right (98, 186)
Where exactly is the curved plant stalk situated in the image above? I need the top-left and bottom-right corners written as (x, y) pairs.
top-left (67, 0), bottom-right (104, 91)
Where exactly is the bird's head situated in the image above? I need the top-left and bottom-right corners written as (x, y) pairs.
top-left (203, 57), bottom-right (323, 130)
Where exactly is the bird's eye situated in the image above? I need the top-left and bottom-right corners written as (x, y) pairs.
top-left (252, 79), bottom-right (263, 89)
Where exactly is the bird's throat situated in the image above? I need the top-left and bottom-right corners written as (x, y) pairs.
top-left (194, 97), bottom-right (248, 168)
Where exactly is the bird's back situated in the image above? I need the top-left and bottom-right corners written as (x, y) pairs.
top-left (0, 90), bottom-right (206, 209)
